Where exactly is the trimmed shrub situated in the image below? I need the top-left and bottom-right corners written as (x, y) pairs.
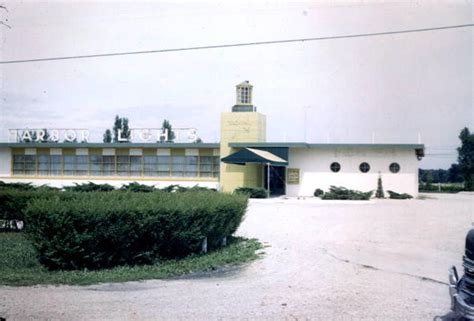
top-left (235, 187), bottom-right (267, 198)
top-left (24, 191), bottom-right (248, 270)
top-left (321, 186), bottom-right (372, 200)
top-left (0, 189), bottom-right (65, 231)
top-left (63, 182), bottom-right (115, 192)
top-left (0, 181), bottom-right (35, 191)
top-left (313, 188), bottom-right (324, 197)
top-left (159, 185), bottom-right (217, 193)
top-left (387, 190), bottom-right (413, 199)
top-left (120, 182), bottom-right (156, 193)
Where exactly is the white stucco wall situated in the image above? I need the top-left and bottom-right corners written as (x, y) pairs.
top-left (286, 147), bottom-right (419, 197)
top-left (0, 148), bottom-right (11, 177)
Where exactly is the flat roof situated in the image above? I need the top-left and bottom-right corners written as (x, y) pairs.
top-left (229, 142), bottom-right (425, 149)
top-left (0, 142), bottom-right (220, 148)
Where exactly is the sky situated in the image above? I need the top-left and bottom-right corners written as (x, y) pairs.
top-left (0, 0), bottom-right (472, 169)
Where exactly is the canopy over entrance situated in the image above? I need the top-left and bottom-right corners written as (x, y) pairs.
top-left (221, 147), bottom-right (288, 166)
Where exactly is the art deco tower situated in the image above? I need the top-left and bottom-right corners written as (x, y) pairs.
top-left (219, 81), bottom-right (266, 192)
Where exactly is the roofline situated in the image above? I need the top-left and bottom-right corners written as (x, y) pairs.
top-left (0, 142), bottom-right (220, 148)
top-left (229, 142), bottom-right (425, 149)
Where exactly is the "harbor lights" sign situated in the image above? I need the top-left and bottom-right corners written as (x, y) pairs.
top-left (8, 128), bottom-right (199, 143)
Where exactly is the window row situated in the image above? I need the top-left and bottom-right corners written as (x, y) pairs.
top-left (330, 162), bottom-right (400, 174)
top-left (12, 155), bottom-right (220, 178)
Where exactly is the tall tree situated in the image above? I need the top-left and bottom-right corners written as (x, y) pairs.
top-left (112, 115), bottom-right (131, 142)
top-left (448, 163), bottom-right (463, 183)
top-left (160, 119), bottom-right (175, 143)
top-left (103, 129), bottom-right (112, 143)
top-left (457, 127), bottom-right (474, 190)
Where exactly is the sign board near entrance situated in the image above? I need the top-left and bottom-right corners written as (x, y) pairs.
top-left (287, 168), bottom-right (300, 185)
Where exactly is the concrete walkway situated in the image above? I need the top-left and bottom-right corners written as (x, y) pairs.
top-left (1, 193), bottom-right (473, 320)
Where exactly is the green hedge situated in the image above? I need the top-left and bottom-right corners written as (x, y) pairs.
top-left (418, 183), bottom-right (464, 193)
top-left (0, 189), bottom-right (65, 231)
top-left (234, 187), bottom-right (267, 198)
top-left (321, 186), bottom-right (372, 200)
top-left (25, 191), bottom-right (248, 270)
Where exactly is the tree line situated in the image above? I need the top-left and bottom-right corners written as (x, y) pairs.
top-left (420, 127), bottom-right (473, 191)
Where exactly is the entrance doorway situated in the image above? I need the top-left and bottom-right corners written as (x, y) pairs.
top-left (264, 165), bottom-right (286, 196)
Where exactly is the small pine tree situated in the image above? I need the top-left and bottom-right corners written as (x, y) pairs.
top-left (376, 173), bottom-right (384, 198)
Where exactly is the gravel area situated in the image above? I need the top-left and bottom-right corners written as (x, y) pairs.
top-left (1, 193), bottom-right (473, 320)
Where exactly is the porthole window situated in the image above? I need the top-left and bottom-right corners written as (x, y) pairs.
top-left (389, 162), bottom-right (400, 173)
top-left (359, 162), bottom-right (370, 173)
top-left (330, 162), bottom-right (341, 173)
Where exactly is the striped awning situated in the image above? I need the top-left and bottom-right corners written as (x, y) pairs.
top-left (221, 147), bottom-right (288, 166)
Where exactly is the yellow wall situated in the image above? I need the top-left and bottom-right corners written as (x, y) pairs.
top-left (219, 112), bottom-right (266, 192)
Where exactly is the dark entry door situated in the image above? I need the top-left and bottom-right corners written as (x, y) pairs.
top-left (264, 165), bottom-right (286, 196)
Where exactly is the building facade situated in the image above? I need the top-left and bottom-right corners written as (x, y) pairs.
top-left (0, 81), bottom-right (424, 196)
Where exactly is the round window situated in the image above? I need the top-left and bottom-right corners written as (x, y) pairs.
top-left (330, 162), bottom-right (341, 173)
top-left (359, 162), bottom-right (370, 173)
top-left (389, 162), bottom-right (400, 173)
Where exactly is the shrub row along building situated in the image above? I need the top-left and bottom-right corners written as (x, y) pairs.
top-left (0, 81), bottom-right (424, 196)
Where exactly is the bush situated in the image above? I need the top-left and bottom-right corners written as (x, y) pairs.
top-left (159, 185), bottom-right (217, 193)
top-left (313, 188), bottom-right (324, 197)
top-left (0, 189), bottom-right (59, 231)
top-left (120, 182), bottom-right (156, 193)
top-left (24, 191), bottom-right (248, 270)
top-left (235, 187), bottom-right (267, 198)
top-left (387, 190), bottom-right (413, 199)
top-left (321, 186), bottom-right (372, 200)
top-left (63, 182), bottom-right (115, 192)
top-left (0, 181), bottom-right (35, 191)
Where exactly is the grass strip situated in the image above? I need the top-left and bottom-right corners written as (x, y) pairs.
top-left (0, 233), bottom-right (263, 286)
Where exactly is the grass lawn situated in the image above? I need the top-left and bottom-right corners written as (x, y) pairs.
top-left (0, 233), bottom-right (263, 286)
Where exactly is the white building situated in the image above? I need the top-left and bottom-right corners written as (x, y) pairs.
top-left (0, 81), bottom-right (424, 197)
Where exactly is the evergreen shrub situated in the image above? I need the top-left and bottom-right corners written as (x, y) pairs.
top-left (25, 191), bottom-right (248, 270)
top-left (120, 182), bottom-right (156, 193)
top-left (0, 189), bottom-right (64, 231)
top-left (387, 190), bottom-right (413, 199)
top-left (235, 187), bottom-right (267, 198)
top-left (321, 186), bottom-right (372, 200)
top-left (63, 182), bottom-right (115, 192)
top-left (313, 188), bottom-right (324, 197)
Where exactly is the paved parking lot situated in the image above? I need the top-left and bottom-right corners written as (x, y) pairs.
top-left (1, 193), bottom-right (473, 320)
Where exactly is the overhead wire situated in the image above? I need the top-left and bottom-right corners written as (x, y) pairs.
top-left (0, 23), bottom-right (472, 65)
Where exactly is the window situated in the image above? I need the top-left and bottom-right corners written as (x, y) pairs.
top-left (12, 155), bottom-right (25, 175)
top-left (90, 155), bottom-right (102, 176)
top-left (63, 156), bottom-right (75, 176)
top-left (171, 156), bottom-right (185, 177)
top-left (144, 156), bottom-right (158, 176)
top-left (359, 162), bottom-right (370, 173)
top-left (130, 156), bottom-right (142, 177)
top-left (389, 162), bottom-right (400, 173)
top-left (330, 162), bottom-right (341, 173)
top-left (117, 156), bottom-right (130, 176)
top-left (199, 156), bottom-right (213, 177)
top-left (103, 156), bottom-right (115, 176)
top-left (157, 156), bottom-right (170, 177)
top-left (49, 156), bottom-right (60, 176)
top-left (11, 150), bottom-right (221, 179)
top-left (213, 156), bottom-right (220, 178)
top-left (76, 156), bottom-right (89, 176)
top-left (38, 155), bottom-right (50, 176)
